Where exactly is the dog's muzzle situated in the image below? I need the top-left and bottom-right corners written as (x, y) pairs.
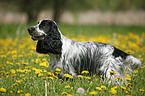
top-left (27, 27), bottom-right (45, 41)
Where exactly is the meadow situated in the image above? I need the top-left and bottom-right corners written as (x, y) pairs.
top-left (0, 24), bottom-right (145, 96)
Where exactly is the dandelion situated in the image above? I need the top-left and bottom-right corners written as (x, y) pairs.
top-left (120, 86), bottom-right (126, 90)
top-left (38, 73), bottom-right (43, 76)
top-left (47, 76), bottom-right (54, 80)
top-left (89, 91), bottom-right (97, 95)
top-left (39, 62), bottom-right (49, 67)
top-left (16, 80), bottom-right (21, 83)
top-left (55, 68), bottom-right (61, 72)
top-left (0, 71), bottom-right (5, 75)
top-left (25, 93), bottom-right (31, 96)
top-left (30, 77), bottom-right (34, 80)
top-left (140, 66), bottom-right (144, 69)
top-left (139, 89), bottom-right (144, 92)
top-left (81, 70), bottom-right (89, 74)
top-left (139, 57), bottom-right (143, 61)
top-left (0, 88), bottom-right (6, 92)
top-left (134, 70), bottom-right (138, 73)
top-left (77, 88), bottom-right (85, 94)
top-left (127, 83), bottom-right (132, 86)
top-left (114, 77), bottom-right (125, 81)
top-left (84, 76), bottom-right (91, 79)
top-left (109, 71), bottom-right (116, 75)
top-left (65, 85), bottom-right (70, 88)
top-left (10, 69), bottom-right (16, 74)
top-left (17, 90), bottom-right (23, 93)
top-left (96, 87), bottom-right (102, 91)
top-left (61, 92), bottom-right (68, 95)
top-left (22, 62), bottom-right (28, 65)
top-left (109, 88), bottom-right (117, 94)
top-left (10, 91), bottom-right (13, 93)
top-left (77, 75), bottom-right (84, 78)
top-left (125, 77), bottom-right (131, 81)
top-left (64, 74), bottom-right (73, 78)
top-left (16, 62), bottom-right (20, 65)
top-left (101, 85), bottom-right (107, 89)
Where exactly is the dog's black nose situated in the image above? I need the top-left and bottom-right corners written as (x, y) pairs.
top-left (28, 27), bottom-right (35, 35)
top-left (28, 28), bottom-right (32, 32)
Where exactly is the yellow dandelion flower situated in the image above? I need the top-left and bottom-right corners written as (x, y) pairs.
top-left (64, 74), bottom-right (73, 78)
top-left (89, 91), bottom-right (97, 95)
top-left (109, 71), bottom-right (116, 75)
top-left (0, 88), bottom-right (6, 92)
top-left (125, 77), bottom-right (131, 81)
top-left (114, 77), bottom-right (125, 81)
top-left (134, 70), bottom-right (138, 73)
top-left (19, 55), bottom-right (23, 57)
top-left (139, 89), bottom-right (144, 92)
top-left (16, 80), bottom-right (21, 83)
top-left (81, 70), bottom-right (89, 74)
top-left (42, 58), bottom-right (47, 61)
top-left (120, 86), bottom-right (126, 90)
top-left (42, 77), bottom-right (46, 80)
top-left (140, 66), bottom-right (144, 69)
top-left (30, 77), bottom-right (34, 80)
top-left (59, 79), bottom-right (63, 82)
top-left (0, 71), bottom-right (5, 74)
top-left (20, 94), bottom-right (24, 96)
top-left (112, 86), bottom-right (118, 89)
top-left (96, 87), bottom-right (102, 91)
top-left (10, 91), bottom-right (13, 93)
top-left (38, 73), bottom-right (43, 76)
top-left (16, 62), bottom-right (20, 65)
top-left (139, 57), bottom-right (143, 61)
top-left (39, 62), bottom-right (47, 66)
top-left (25, 93), bottom-right (31, 96)
top-left (127, 83), bottom-right (132, 86)
top-left (47, 76), bottom-right (54, 80)
top-left (61, 92), bottom-right (68, 95)
top-left (110, 88), bottom-right (117, 94)
top-left (10, 69), bottom-right (16, 74)
top-left (46, 72), bottom-right (54, 76)
top-left (17, 90), bottom-right (23, 93)
top-left (101, 85), bottom-right (107, 89)
top-left (55, 68), bottom-right (61, 72)
top-left (77, 75), bottom-right (84, 78)
top-left (84, 76), bottom-right (91, 79)
top-left (65, 85), bottom-right (70, 88)
top-left (22, 62), bottom-right (28, 65)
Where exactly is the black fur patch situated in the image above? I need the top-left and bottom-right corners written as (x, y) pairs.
top-left (112, 47), bottom-right (129, 59)
top-left (36, 20), bottom-right (62, 54)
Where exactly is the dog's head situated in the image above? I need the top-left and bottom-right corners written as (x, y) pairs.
top-left (28, 19), bottom-right (57, 41)
top-left (28, 19), bottom-right (62, 54)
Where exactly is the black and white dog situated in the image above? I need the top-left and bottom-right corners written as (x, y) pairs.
top-left (28, 19), bottom-right (142, 81)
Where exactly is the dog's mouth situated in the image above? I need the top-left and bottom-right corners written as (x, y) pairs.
top-left (31, 34), bottom-right (46, 41)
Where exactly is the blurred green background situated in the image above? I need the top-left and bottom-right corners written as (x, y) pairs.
top-left (0, 0), bottom-right (145, 25)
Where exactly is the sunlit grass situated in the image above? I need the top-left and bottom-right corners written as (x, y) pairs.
top-left (0, 25), bottom-right (144, 96)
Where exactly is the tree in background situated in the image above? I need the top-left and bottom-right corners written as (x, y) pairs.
top-left (13, 0), bottom-right (51, 24)
top-left (1, 0), bottom-right (145, 23)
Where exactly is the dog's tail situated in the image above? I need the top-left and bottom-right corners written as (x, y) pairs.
top-left (124, 55), bottom-right (142, 72)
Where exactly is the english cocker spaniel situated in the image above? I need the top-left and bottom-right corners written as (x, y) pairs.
top-left (28, 19), bottom-right (142, 82)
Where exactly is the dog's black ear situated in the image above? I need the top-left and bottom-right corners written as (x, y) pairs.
top-left (36, 20), bottom-right (62, 54)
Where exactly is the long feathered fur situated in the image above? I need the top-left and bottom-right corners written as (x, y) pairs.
top-left (28, 19), bottom-right (142, 82)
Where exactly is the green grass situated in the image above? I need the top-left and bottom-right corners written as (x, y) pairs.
top-left (0, 24), bottom-right (145, 96)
